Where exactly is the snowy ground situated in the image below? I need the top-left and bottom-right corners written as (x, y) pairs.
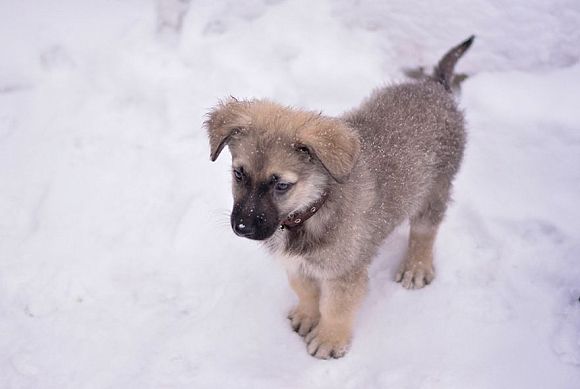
top-left (1, 0), bottom-right (580, 388)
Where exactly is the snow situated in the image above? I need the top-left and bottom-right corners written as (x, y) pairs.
top-left (1, 0), bottom-right (579, 388)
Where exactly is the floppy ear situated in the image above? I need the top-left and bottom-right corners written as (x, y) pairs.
top-left (297, 117), bottom-right (361, 182)
top-left (204, 99), bottom-right (251, 161)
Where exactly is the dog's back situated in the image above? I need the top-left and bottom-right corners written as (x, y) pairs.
top-left (343, 38), bottom-right (471, 237)
top-left (346, 81), bottom-right (465, 223)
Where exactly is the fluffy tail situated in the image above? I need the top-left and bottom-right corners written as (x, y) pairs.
top-left (432, 35), bottom-right (475, 91)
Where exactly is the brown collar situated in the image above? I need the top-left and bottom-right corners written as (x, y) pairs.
top-left (280, 192), bottom-right (329, 230)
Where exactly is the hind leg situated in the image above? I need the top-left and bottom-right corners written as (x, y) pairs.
top-left (396, 221), bottom-right (438, 289)
top-left (396, 181), bottom-right (451, 289)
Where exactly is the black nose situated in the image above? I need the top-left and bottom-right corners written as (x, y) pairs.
top-left (233, 221), bottom-right (255, 237)
top-left (255, 214), bottom-right (266, 226)
top-left (232, 213), bottom-right (269, 238)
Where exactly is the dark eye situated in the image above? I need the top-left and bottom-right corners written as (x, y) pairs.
top-left (274, 182), bottom-right (292, 193)
top-left (233, 168), bottom-right (243, 181)
top-left (296, 145), bottom-right (309, 154)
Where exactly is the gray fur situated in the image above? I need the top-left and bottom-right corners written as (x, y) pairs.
top-left (433, 35), bottom-right (475, 91)
top-left (269, 80), bottom-right (465, 277)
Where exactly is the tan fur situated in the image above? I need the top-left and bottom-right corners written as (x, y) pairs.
top-left (206, 99), bottom-right (360, 181)
top-left (305, 270), bottom-right (367, 358)
top-left (296, 117), bottom-right (361, 181)
top-left (205, 37), bottom-right (473, 359)
top-left (287, 269), bottom-right (367, 358)
top-left (396, 223), bottom-right (437, 289)
top-left (287, 272), bottom-right (320, 336)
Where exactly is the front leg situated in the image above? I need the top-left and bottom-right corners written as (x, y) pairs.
top-left (305, 269), bottom-right (367, 359)
top-left (287, 271), bottom-right (321, 337)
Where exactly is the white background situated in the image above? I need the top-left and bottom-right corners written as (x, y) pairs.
top-left (1, 0), bottom-right (579, 387)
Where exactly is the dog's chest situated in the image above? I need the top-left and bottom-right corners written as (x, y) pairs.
top-left (276, 252), bottom-right (306, 274)
top-left (266, 229), bottom-right (318, 275)
top-left (266, 226), bottom-right (316, 254)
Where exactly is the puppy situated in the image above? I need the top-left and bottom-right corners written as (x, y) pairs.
top-left (204, 36), bottom-right (474, 359)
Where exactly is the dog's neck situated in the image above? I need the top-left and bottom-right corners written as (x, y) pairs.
top-left (280, 191), bottom-right (329, 230)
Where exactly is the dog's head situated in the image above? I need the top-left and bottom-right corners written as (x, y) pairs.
top-left (205, 98), bottom-right (360, 240)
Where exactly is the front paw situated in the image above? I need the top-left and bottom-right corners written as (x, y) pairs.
top-left (395, 260), bottom-right (435, 289)
top-left (288, 306), bottom-right (320, 337)
top-left (304, 322), bottom-right (351, 359)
